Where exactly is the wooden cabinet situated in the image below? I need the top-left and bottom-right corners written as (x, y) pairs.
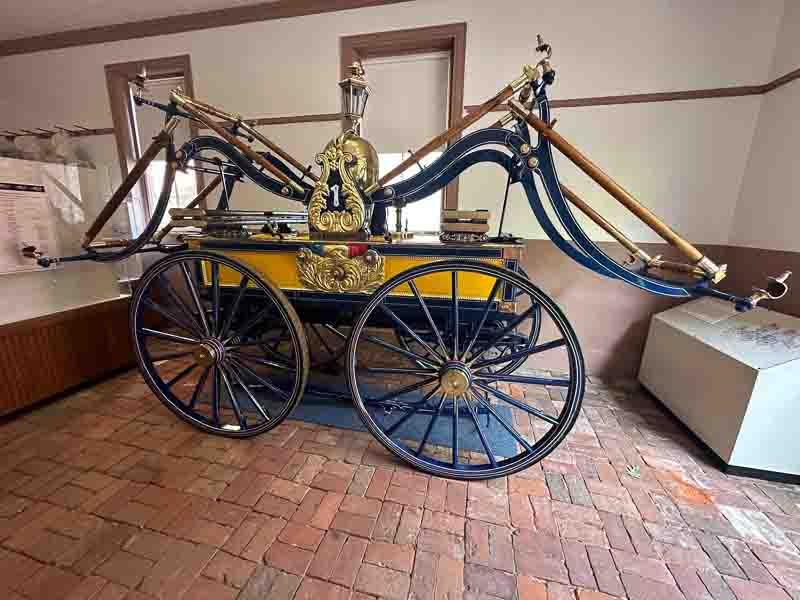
top-left (0, 297), bottom-right (135, 416)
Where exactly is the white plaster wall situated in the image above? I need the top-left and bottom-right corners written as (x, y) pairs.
top-left (730, 1), bottom-right (800, 252)
top-left (460, 96), bottom-right (762, 244)
top-left (0, 0), bottom-right (784, 241)
top-left (770, 0), bottom-right (800, 79)
top-left (0, 0), bottom-right (790, 322)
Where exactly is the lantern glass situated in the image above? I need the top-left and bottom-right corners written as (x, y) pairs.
top-left (339, 63), bottom-right (370, 123)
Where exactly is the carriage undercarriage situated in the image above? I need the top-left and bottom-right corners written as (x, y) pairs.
top-left (131, 243), bottom-right (585, 480)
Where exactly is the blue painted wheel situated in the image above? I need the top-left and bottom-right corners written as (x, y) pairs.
top-left (131, 251), bottom-right (309, 437)
top-left (346, 261), bottom-right (584, 480)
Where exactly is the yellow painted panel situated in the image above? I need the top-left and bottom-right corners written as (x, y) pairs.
top-left (199, 249), bottom-right (505, 301)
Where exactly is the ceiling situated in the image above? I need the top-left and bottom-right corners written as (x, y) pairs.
top-left (0, 0), bottom-right (276, 42)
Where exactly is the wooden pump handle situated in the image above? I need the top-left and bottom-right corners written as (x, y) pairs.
top-left (83, 128), bottom-right (173, 248)
top-left (171, 91), bottom-right (305, 195)
top-left (509, 100), bottom-right (724, 280)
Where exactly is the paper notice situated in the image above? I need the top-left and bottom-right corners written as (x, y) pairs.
top-left (678, 297), bottom-right (737, 324)
top-left (0, 158), bottom-right (61, 274)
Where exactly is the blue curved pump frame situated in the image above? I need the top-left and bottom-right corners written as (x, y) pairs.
top-left (45, 76), bottom-right (749, 309)
top-left (173, 82), bottom-right (742, 307)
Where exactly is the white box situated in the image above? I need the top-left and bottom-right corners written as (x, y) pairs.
top-left (638, 297), bottom-right (800, 479)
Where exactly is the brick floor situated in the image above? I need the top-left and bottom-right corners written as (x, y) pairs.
top-left (1, 370), bottom-right (800, 599)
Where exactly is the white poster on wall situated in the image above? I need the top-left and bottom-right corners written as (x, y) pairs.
top-left (0, 158), bottom-right (63, 274)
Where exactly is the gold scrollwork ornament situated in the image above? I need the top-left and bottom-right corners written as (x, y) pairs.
top-left (296, 246), bottom-right (384, 293)
top-left (308, 132), bottom-right (377, 234)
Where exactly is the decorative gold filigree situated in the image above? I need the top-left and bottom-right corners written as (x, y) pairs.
top-left (296, 246), bottom-right (384, 293)
top-left (308, 132), bottom-right (374, 234)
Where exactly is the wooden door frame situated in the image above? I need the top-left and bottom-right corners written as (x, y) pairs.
top-left (341, 23), bottom-right (466, 210)
top-left (105, 54), bottom-right (199, 221)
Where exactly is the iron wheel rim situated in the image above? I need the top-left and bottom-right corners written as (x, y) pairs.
top-left (346, 260), bottom-right (584, 479)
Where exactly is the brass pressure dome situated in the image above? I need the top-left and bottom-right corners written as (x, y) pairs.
top-left (321, 131), bottom-right (379, 192)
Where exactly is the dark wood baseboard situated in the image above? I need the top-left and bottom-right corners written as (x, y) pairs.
top-left (0, 297), bottom-right (136, 416)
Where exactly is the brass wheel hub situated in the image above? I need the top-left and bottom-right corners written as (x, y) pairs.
top-left (194, 339), bottom-right (225, 367)
top-left (440, 362), bottom-right (472, 396)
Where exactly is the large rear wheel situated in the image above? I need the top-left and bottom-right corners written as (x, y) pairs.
top-left (346, 260), bottom-right (584, 479)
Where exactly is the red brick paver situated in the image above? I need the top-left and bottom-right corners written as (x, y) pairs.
top-left (0, 369), bottom-right (799, 599)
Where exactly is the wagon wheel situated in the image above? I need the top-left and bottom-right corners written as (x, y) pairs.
top-left (346, 261), bottom-right (584, 479)
top-left (394, 308), bottom-right (541, 375)
top-left (131, 251), bottom-right (309, 437)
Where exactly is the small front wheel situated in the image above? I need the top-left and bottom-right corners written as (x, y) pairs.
top-left (346, 260), bottom-right (584, 479)
top-left (131, 251), bottom-right (309, 437)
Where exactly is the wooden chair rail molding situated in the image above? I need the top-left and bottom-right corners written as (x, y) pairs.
top-left (465, 65), bottom-right (800, 113)
top-left (9, 65), bottom-right (798, 142)
top-left (0, 297), bottom-right (135, 416)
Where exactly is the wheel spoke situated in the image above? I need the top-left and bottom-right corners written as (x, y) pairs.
top-left (451, 271), bottom-right (459, 358)
top-left (474, 381), bottom-right (559, 425)
top-left (363, 333), bottom-right (440, 369)
top-left (322, 323), bottom-right (348, 341)
top-left (460, 279), bottom-right (501, 360)
top-left (364, 376), bottom-right (439, 406)
top-left (230, 350), bottom-right (295, 371)
top-left (409, 280), bottom-right (449, 360)
top-left (189, 367), bottom-right (210, 409)
top-left (219, 274), bottom-right (249, 340)
top-left (466, 305), bottom-right (536, 365)
top-left (230, 357), bottom-right (291, 403)
top-left (475, 373), bottom-right (571, 387)
top-left (211, 261), bottom-right (221, 336)
top-left (470, 389), bottom-right (533, 452)
top-left (308, 324), bottom-right (337, 359)
top-left (224, 305), bottom-right (271, 344)
top-left (165, 363), bottom-right (197, 388)
top-left (180, 261), bottom-right (211, 336)
top-left (365, 367), bottom-right (437, 377)
top-left (380, 304), bottom-right (445, 364)
top-left (141, 328), bottom-right (198, 345)
top-left (463, 392), bottom-right (497, 467)
top-left (258, 341), bottom-right (295, 366)
top-left (384, 385), bottom-right (441, 436)
top-left (150, 350), bottom-right (194, 362)
top-left (211, 366), bottom-right (221, 426)
top-left (219, 365), bottom-right (246, 428)
top-left (472, 338), bottom-right (567, 370)
top-left (156, 275), bottom-right (206, 338)
top-left (225, 331), bottom-right (284, 348)
top-left (225, 362), bottom-right (271, 421)
top-left (415, 393), bottom-right (448, 457)
top-left (142, 298), bottom-right (201, 338)
top-left (452, 394), bottom-right (459, 466)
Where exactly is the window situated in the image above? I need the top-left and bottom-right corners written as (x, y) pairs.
top-left (379, 151), bottom-right (442, 233)
top-left (105, 55), bottom-right (200, 236)
top-left (341, 23), bottom-right (466, 211)
top-left (132, 76), bottom-right (197, 230)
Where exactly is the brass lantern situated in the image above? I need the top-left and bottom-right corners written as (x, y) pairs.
top-left (339, 62), bottom-right (370, 133)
